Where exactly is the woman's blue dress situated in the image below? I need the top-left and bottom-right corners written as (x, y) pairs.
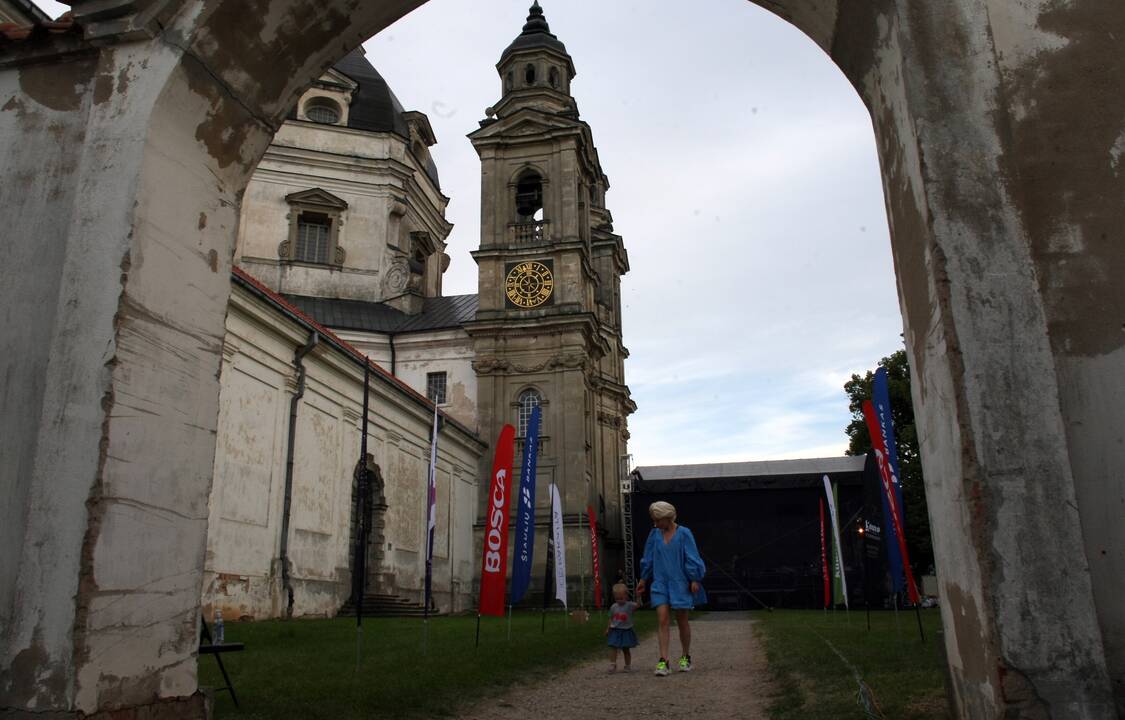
top-left (639, 525), bottom-right (707, 609)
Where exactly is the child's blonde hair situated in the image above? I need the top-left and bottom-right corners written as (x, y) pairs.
top-left (612, 582), bottom-right (628, 596)
top-left (649, 500), bottom-right (676, 521)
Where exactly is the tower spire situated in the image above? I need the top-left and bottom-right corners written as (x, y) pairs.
top-left (521, 1), bottom-right (551, 36)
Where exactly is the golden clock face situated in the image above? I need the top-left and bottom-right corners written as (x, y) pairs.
top-left (505, 260), bottom-right (555, 308)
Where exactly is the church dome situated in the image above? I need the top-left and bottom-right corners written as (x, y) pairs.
top-left (332, 49), bottom-right (441, 189)
top-left (500, 1), bottom-right (569, 62)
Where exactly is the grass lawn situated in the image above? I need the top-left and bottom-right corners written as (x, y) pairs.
top-left (198, 610), bottom-right (655, 719)
top-left (755, 609), bottom-right (950, 720)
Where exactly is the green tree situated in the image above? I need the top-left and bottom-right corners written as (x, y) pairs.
top-left (844, 349), bottom-right (934, 574)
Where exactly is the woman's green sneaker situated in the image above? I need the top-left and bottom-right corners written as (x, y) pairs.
top-left (678, 655), bottom-right (693, 672)
top-left (654, 659), bottom-right (670, 676)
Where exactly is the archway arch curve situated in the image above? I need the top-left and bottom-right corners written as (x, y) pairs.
top-left (3, 1), bottom-right (1123, 718)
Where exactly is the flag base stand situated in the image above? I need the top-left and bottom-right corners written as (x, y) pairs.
top-left (475, 613), bottom-right (481, 648)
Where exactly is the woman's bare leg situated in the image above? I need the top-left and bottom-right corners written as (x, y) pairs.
top-left (675, 609), bottom-right (691, 658)
top-left (623, 648), bottom-right (632, 668)
top-left (656, 604), bottom-right (671, 660)
top-left (609, 647), bottom-right (618, 668)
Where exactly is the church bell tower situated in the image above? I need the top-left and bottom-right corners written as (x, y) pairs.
top-left (467, 2), bottom-right (634, 602)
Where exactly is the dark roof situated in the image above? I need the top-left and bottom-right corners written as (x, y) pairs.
top-left (231, 269), bottom-right (483, 447)
top-left (330, 49), bottom-right (440, 189)
top-left (501, 2), bottom-right (569, 62)
top-left (633, 456), bottom-right (866, 493)
top-left (334, 49), bottom-right (409, 136)
top-left (282, 293), bottom-right (478, 334)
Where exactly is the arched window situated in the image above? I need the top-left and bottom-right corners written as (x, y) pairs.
top-left (515, 171), bottom-right (544, 221)
top-left (524, 63), bottom-right (536, 85)
top-left (505, 71), bottom-right (514, 92)
top-left (548, 67), bottom-right (559, 89)
top-left (517, 389), bottom-right (542, 437)
top-left (304, 97), bottom-right (342, 125)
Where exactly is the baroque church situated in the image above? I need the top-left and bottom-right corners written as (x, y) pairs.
top-left (202, 2), bottom-right (634, 619)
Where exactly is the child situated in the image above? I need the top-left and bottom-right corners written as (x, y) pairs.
top-left (605, 582), bottom-right (641, 672)
top-left (635, 500), bottom-right (705, 676)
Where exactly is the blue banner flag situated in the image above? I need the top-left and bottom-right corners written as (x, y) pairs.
top-left (873, 366), bottom-right (907, 593)
top-left (509, 406), bottom-right (541, 605)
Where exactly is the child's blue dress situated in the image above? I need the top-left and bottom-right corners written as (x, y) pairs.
top-left (639, 526), bottom-right (707, 609)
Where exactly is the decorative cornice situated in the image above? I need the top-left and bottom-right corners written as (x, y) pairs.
top-left (472, 352), bottom-right (590, 376)
top-left (221, 335), bottom-right (240, 362)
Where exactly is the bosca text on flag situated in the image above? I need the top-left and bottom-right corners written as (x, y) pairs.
top-left (479, 424), bottom-right (516, 617)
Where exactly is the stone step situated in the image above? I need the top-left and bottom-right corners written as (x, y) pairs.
top-left (338, 592), bottom-right (441, 618)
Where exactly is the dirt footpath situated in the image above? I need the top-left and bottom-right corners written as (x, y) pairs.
top-left (456, 613), bottom-right (774, 720)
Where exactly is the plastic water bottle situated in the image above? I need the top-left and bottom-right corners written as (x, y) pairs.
top-left (214, 608), bottom-right (224, 645)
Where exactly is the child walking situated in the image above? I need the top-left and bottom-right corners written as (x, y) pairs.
top-left (605, 583), bottom-right (640, 672)
top-left (635, 500), bottom-right (706, 676)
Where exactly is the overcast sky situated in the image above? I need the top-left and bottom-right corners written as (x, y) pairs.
top-left (38, 0), bottom-right (905, 467)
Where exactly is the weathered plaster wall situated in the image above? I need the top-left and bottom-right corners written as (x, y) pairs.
top-left (1, 0), bottom-right (433, 712)
top-left (987, 2), bottom-right (1125, 712)
top-left (0, 13), bottom-right (270, 710)
top-left (236, 120), bottom-right (448, 303)
top-left (0, 50), bottom-right (102, 712)
top-left (799, 0), bottom-right (1120, 716)
top-left (390, 330), bottom-right (479, 431)
top-left (203, 285), bottom-right (483, 619)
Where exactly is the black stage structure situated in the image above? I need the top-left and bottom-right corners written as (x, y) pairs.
top-left (630, 456), bottom-right (888, 610)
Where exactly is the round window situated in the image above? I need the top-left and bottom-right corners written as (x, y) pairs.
top-left (305, 98), bottom-right (342, 125)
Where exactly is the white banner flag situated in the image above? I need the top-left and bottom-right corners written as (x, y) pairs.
top-left (550, 483), bottom-right (567, 608)
top-left (823, 475), bottom-right (849, 609)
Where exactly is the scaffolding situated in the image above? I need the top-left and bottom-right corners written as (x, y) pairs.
top-left (619, 454), bottom-right (636, 593)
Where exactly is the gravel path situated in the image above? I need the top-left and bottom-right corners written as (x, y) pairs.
top-left (456, 612), bottom-right (773, 720)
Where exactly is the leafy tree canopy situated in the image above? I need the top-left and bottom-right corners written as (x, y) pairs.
top-left (844, 349), bottom-right (934, 574)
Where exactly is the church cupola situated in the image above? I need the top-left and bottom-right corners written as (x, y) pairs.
top-left (493, 2), bottom-right (577, 118)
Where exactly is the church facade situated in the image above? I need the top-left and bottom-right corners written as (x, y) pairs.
top-left (201, 2), bottom-right (632, 620)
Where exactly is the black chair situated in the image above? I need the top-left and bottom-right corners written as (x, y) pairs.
top-left (199, 615), bottom-right (245, 708)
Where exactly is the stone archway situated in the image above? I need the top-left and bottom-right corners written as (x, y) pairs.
top-left (1, 1), bottom-right (1122, 718)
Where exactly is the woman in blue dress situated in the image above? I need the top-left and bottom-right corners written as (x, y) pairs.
top-left (635, 500), bottom-right (706, 676)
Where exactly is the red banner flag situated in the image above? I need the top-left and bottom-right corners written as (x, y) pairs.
top-left (862, 400), bottom-right (921, 604)
top-left (586, 505), bottom-right (603, 609)
top-left (479, 424), bottom-right (516, 617)
top-left (820, 497), bottom-right (830, 608)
